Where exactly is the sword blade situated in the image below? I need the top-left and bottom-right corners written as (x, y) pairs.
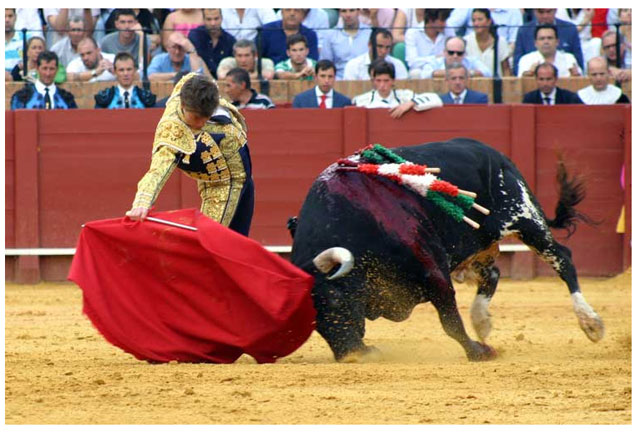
top-left (146, 216), bottom-right (198, 231)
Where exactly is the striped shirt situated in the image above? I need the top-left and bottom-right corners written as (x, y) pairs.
top-left (233, 89), bottom-right (275, 110)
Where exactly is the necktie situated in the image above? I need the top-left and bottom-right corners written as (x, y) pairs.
top-left (454, 96), bottom-right (462, 105)
top-left (44, 87), bottom-right (52, 109)
top-left (543, 96), bottom-right (551, 105)
top-left (124, 91), bottom-right (130, 108)
top-left (319, 94), bottom-right (327, 109)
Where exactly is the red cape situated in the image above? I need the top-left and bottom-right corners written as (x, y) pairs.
top-left (68, 209), bottom-right (316, 364)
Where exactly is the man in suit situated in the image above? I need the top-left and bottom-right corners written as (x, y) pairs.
top-left (513, 9), bottom-right (583, 76)
top-left (94, 52), bottom-right (156, 109)
top-left (522, 63), bottom-right (583, 105)
top-left (439, 62), bottom-right (488, 105)
top-left (10, 51), bottom-right (77, 110)
top-left (292, 59), bottom-right (352, 108)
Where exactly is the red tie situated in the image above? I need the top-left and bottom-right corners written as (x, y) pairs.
top-left (319, 94), bottom-right (327, 109)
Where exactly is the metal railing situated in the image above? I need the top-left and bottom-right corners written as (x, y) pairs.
top-left (9, 20), bottom-right (631, 100)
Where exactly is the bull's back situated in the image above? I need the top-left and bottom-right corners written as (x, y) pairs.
top-left (291, 138), bottom-right (527, 271)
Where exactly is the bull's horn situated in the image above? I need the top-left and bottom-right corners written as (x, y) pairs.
top-left (312, 247), bottom-right (354, 280)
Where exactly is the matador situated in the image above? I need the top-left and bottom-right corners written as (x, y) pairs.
top-left (126, 72), bottom-right (254, 235)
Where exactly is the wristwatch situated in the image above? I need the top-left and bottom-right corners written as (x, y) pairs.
top-left (91, 69), bottom-right (98, 78)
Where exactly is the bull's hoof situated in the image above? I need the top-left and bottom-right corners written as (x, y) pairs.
top-left (578, 313), bottom-right (605, 342)
top-left (466, 341), bottom-right (497, 362)
top-left (339, 345), bottom-right (382, 363)
top-left (572, 292), bottom-right (605, 342)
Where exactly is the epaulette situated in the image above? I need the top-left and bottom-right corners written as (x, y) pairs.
top-left (58, 87), bottom-right (78, 108)
top-left (94, 86), bottom-right (115, 108)
top-left (152, 118), bottom-right (196, 155)
top-left (135, 85), bottom-right (157, 107)
top-left (218, 97), bottom-right (248, 136)
top-left (14, 83), bottom-right (35, 104)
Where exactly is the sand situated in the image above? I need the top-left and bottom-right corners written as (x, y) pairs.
top-left (5, 271), bottom-right (631, 425)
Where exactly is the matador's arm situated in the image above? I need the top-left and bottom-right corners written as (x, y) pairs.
top-left (129, 146), bottom-right (180, 214)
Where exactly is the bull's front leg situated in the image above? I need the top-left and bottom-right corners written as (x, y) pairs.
top-left (312, 281), bottom-right (378, 362)
top-left (431, 285), bottom-right (497, 361)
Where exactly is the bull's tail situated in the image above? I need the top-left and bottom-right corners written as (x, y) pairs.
top-left (545, 160), bottom-right (597, 237)
top-left (287, 216), bottom-right (298, 239)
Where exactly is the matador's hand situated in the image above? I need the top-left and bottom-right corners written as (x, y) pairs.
top-left (126, 207), bottom-right (149, 221)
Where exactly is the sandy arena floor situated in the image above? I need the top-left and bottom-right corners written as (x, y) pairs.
top-left (5, 271), bottom-right (631, 425)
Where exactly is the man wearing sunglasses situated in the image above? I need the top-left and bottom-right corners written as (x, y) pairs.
top-left (419, 36), bottom-right (491, 79)
top-left (600, 30), bottom-right (631, 83)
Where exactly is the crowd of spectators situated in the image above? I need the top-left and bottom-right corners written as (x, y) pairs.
top-left (5, 8), bottom-right (632, 112)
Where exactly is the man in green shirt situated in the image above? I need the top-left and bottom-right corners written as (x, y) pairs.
top-left (274, 33), bottom-right (316, 80)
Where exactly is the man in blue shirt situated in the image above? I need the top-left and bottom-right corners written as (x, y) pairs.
top-left (147, 31), bottom-right (207, 81)
top-left (188, 9), bottom-right (236, 79)
top-left (320, 8), bottom-right (371, 79)
top-left (256, 8), bottom-right (318, 64)
top-left (513, 8), bottom-right (583, 75)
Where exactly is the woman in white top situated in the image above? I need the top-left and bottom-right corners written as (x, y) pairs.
top-left (464, 9), bottom-right (511, 77)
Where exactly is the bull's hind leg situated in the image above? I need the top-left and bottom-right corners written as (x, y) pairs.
top-left (470, 263), bottom-right (500, 342)
top-left (431, 285), bottom-right (497, 361)
top-left (519, 231), bottom-right (605, 342)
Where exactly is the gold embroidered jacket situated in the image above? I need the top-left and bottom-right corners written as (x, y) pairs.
top-left (131, 73), bottom-right (250, 226)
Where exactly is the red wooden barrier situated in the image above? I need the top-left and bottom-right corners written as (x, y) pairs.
top-left (5, 105), bottom-right (631, 282)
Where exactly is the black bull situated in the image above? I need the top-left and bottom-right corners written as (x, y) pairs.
top-left (290, 138), bottom-right (605, 362)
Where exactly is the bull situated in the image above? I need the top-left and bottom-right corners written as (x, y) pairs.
top-left (289, 138), bottom-right (605, 362)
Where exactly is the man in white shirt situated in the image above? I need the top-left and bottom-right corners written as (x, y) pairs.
top-left (518, 24), bottom-right (582, 78)
top-left (577, 56), bottom-right (630, 104)
top-left (343, 28), bottom-right (408, 81)
top-left (66, 37), bottom-right (116, 82)
top-left (405, 9), bottom-right (448, 78)
top-left (352, 59), bottom-right (441, 118)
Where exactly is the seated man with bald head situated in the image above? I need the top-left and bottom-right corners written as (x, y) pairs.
top-left (66, 37), bottom-right (116, 82)
top-left (577, 57), bottom-right (630, 105)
